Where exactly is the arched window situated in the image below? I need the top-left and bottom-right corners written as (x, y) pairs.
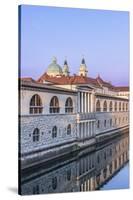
top-left (97, 155), bottom-right (100, 163)
top-left (96, 100), bottom-right (101, 112)
top-left (30, 94), bottom-right (43, 114)
top-left (109, 164), bottom-right (112, 174)
top-left (104, 152), bottom-right (106, 160)
top-left (110, 119), bottom-right (112, 127)
top-left (115, 118), bottom-right (117, 125)
top-left (119, 117), bottom-right (121, 124)
top-left (33, 128), bottom-right (40, 142)
top-left (52, 126), bottom-right (57, 138)
top-left (104, 120), bottom-right (106, 127)
top-left (67, 169), bottom-right (71, 181)
top-left (103, 168), bottom-right (107, 179)
top-left (103, 101), bottom-right (107, 112)
top-left (110, 149), bottom-right (112, 156)
top-left (115, 102), bottom-right (117, 111)
top-left (50, 96), bottom-right (59, 113)
top-left (97, 120), bottom-right (100, 129)
top-left (119, 102), bottom-right (121, 111)
top-left (67, 124), bottom-right (71, 135)
top-left (123, 102), bottom-right (125, 111)
top-left (114, 159), bottom-right (117, 169)
top-left (109, 101), bottom-right (113, 111)
top-left (65, 97), bottom-right (73, 113)
top-left (96, 174), bottom-right (100, 185)
top-left (126, 103), bottom-right (128, 111)
top-left (52, 177), bottom-right (57, 190)
top-left (33, 185), bottom-right (39, 194)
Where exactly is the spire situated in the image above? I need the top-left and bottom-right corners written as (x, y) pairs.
top-left (64, 59), bottom-right (68, 65)
top-left (63, 58), bottom-right (70, 76)
top-left (81, 57), bottom-right (85, 64)
top-left (79, 56), bottom-right (88, 77)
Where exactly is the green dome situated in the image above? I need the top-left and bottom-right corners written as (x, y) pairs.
top-left (47, 57), bottom-right (62, 76)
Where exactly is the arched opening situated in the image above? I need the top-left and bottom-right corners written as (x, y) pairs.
top-left (119, 102), bottom-right (121, 111)
top-left (126, 103), bottom-right (128, 111)
top-left (110, 119), bottom-right (112, 127)
top-left (103, 101), bottom-right (107, 112)
top-left (96, 100), bottom-right (101, 112)
top-left (97, 120), bottom-right (100, 129)
top-left (52, 177), bottom-right (57, 190)
top-left (123, 102), bottom-right (125, 111)
top-left (65, 97), bottom-right (73, 113)
top-left (33, 128), bottom-right (40, 142)
top-left (109, 101), bottom-right (113, 111)
top-left (115, 101), bottom-right (117, 111)
top-left (50, 96), bottom-right (60, 113)
top-left (104, 119), bottom-right (107, 127)
top-left (30, 94), bottom-right (43, 114)
top-left (67, 124), bottom-right (71, 135)
top-left (52, 126), bottom-right (57, 138)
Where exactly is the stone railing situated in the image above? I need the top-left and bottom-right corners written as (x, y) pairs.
top-left (77, 113), bottom-right (96, 121)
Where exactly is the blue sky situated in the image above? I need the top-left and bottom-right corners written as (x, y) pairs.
top-left (20, 5), bottom-right (129, 86)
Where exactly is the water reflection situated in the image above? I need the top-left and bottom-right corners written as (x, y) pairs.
top-left (20, 134), bottom-right (129, 195)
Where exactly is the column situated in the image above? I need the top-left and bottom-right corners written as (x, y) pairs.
top-left (90, 122), bottom-right (92, 137)
top-left (89, 94), bottom-right (91, 113)
top-left (86, 122), bottom-right (88, 138)
top-left (78, 92), bottom-right (80, 113)
top-left (89, 121), bottom-right (91, 137)
top-left (84, 181), bottom-right (87, 191)
top-left (84, 122), bottom-right (86, 139)
top-left (92, 122), bottom-right (94, 136)
top-left (87, 179), bottom-right (90, 191)
top-left (81, 92), bottom-right (84, 113)
top-left (88, 93), bottom-right (90, 112)
top-left (91, 93), bottom-right (94, 112)
top-left (82, 123), bottom-right (84, 139)
top-left (91, 122), bottom-right (93, 137)
top-left (83, 93), bottom-right (85, 113)
top-left (83, 122), bottom-right (85, 139)
top-left (79, 123), bottom-right (81, 139)
top-left (86, 93), bottom-right (88, 113)
top-left (85, 93), bottom-right (87, 113)
top-left (77, 123), bottom-right (79, 139)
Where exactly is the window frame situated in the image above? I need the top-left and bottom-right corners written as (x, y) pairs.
top-left (29, 94), bottom-right (43, 114)
top-left (50, 96), bottom-right (60, 113)
top-left (65, 97), bottom-right (73, 113)
top-left (33, 128), bottom-right (40, 142)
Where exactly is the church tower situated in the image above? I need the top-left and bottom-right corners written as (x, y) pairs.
top-left (62, 59), bottom-right (70, 76)
top-left (79, 57), bottom-right (88, 77)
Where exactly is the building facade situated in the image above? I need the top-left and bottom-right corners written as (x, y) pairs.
top-left (20, 57), bottom-right (129, 169)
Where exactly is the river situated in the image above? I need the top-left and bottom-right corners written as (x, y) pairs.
top-left (20, 134), bottom-right (129, 195)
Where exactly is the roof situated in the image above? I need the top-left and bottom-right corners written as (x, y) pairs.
top-left (20, 79), bottom-right (77, 94)
top-left (20, 77), bottom-right (36, 82)
top-left (20, 74), bottom-right (129, 93)
top-left (37, 73), bottom-right (102, 88)
top-left (115, 86), bottom-right (129, 92)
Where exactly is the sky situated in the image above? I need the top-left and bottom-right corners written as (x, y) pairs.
top-left (19, 5), bottom-right (129, 86)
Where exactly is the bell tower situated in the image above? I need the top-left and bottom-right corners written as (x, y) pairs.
top-left (63, 59), bottom-right (70, 76)
top-left (79, 57), bottom-right (88, 77)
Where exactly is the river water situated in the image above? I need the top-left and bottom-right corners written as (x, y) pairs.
top-left (20, 134), bottom-right (129, 195)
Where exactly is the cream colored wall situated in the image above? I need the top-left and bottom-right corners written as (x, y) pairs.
top-left (21, 89), bottom-right (77, 115)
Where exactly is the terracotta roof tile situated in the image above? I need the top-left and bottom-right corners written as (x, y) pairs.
top-left (115, 86), bottom-right (129, 92)
top-left (20, 77), bottom-right (36, 83)
top-left (37, 73), bottom-right (102, 88)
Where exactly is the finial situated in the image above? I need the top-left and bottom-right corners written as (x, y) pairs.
top-left (64, 56), bottom-right (68, 65)
top-left (81, 54), bottom-right (85, 64)
top-left (52, 56), bottom-right (57, 63)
